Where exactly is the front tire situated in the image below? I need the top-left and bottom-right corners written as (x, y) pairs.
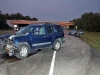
top-left (52, 39), bottom-right (61, 51)
top-left (80, 33), bottom-right (83, 36)
top-left (16, 44), bottom-right (29, 59)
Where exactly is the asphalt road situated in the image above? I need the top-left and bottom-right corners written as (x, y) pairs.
top-left (0, 30), bottom-right (100, 75)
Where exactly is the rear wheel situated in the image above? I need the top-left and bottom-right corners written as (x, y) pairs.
top-left (16, 44), bottom-right (29, 59)
top-left (52, 39), bottom-right (61, 51)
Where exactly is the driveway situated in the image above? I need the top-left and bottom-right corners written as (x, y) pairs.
top-left (0, 30), bottom-right (100, 75)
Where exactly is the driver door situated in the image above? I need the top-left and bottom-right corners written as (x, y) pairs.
top-left (31, 26), bottom-right (50, 49)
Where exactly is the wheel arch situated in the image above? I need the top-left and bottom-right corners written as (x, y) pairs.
top-left (52, 37), bottom-right (62, 45)
top-left (15, 42), bottom-right (31, 59)
top-left (18, 42), bottom-right (31, 53)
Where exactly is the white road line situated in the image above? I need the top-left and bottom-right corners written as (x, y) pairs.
top-left (48, 51), bottom-right (56, 75)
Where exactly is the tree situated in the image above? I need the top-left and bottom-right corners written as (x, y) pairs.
top-left (72, 12), bottom-right (100, 32)
top-left (15, 13), bottom-right (23, 19)
top-left (0, 19), bottom-right (10, 29)
top-left (32, 17), bottom-right (38, 21)
top-left (0, 10), bottom-right (2, 14)
top-left (24, 16), bottom-right (31, 20)
top-left (0, 11), bottom-right (38, 29)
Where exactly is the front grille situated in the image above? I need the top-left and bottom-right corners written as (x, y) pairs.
top-left (6, 39), bottom-right (14, 49)
top-left (6, 44), bottom-right (13, 49)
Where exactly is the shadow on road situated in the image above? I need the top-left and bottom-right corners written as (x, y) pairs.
top-left (0, 49), bottom-right (41, 64)
top-left (0, 49), bottom-right (42, 63)
top-left (0, 53), bottom-right (20, 63)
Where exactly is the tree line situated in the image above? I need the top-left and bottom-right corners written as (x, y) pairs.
top-left (71, 12), bottom-right (100, 32)
top-left (0, 11), bottom-right (38, 29)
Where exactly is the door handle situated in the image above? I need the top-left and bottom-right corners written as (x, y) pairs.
top-left (44, 36), bottom-right (47, 37)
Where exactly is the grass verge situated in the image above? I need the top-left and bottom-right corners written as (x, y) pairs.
top-left (0, 29), bottom-right (15, 35)
top-left (81, 31), bottom-right (100, 50)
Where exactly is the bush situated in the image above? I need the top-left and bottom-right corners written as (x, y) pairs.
top-left (72, 12), bottom-right (100, 32)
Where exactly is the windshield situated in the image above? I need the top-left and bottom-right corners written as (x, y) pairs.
top-left (16, 26), bottom-right (33, 35)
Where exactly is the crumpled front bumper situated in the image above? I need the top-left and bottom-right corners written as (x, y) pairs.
top-left (0, 43), bottom-right (3, 50)
top-left (0, 39), bottom-right (6, 51)
top-left (0, 39), bottom-right (17, 56)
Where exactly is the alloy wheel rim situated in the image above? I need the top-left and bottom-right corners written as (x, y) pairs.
top-left (55, 42), bottom-right (60, 50)
top-left (20, 46), bottom-right (28, 57)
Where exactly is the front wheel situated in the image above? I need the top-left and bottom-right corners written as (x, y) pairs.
top-left (52, 39), bottom-right (61, 51)
top-left (16, 44), bottom-right (29, 59)
top-left (80, 33), bottom-right (83, 36)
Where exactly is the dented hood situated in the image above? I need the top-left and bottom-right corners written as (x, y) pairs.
top-left (0, 34), bottom-right (12, 39)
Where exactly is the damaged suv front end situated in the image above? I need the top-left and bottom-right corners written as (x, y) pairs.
top-left (0, 34), bottom-right (18, 56)
top-left (0, 23), bottom-right (65, 59)
top-left (0, 26), bottom-right (33, 59)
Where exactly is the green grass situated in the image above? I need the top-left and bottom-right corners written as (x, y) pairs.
top-left (81, 31), bottom-right (100, 50)
top-left (0, 29), bottom-right (15, 35)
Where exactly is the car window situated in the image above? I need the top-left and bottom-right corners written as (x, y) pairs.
top-left (71, 30), bottom-right (77, 32)
top-left (55, 25), bottom-right (63, 32)
top-left (16, 26), bottom-right (33, 35)
top-left (46, 26), bottom-right (54, 34)
top-left (33, 26), bottom-right (46, 35)
top-left (39, 26), bottom-right (46, 35)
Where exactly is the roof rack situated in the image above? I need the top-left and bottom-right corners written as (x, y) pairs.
top-left (44, 22), bottom-right (58, 25)
top-left (31, 22), bottom-right (58, 25)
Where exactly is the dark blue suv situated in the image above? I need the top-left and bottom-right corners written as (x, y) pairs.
top-left (0, 23), bottom-right (65, 59)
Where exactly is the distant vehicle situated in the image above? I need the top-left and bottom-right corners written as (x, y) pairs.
top-left (68, 30), bottom-right (84, 37)
top-left (0, 23), bottom-right (65, 59)
top-left (68, 30), bottom-right (77, 35)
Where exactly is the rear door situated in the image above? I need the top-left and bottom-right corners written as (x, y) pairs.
top-left (45, 25), bottom-right (55, 45)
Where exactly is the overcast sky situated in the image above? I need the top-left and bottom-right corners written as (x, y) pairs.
top-left (0, 0), bottom-right (100, 21)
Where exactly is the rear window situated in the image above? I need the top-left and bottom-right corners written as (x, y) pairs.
top-left (46, 26), bottom-right (54, 34)
top-left (55, 25), bottom-right (63, 32)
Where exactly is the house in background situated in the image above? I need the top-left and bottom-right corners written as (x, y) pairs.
top-left (6, 20), bottom-right (74, 30)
